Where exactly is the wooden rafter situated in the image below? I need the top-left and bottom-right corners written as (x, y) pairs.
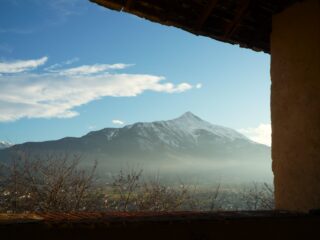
top-left (90, 0), bottom-right (300, 53)
top-left (195, 0), bottom-right (220, 30)
top-left (124, 0), bottom-right (134, 11)
top-left (224, 0), bottom-right (251, 39)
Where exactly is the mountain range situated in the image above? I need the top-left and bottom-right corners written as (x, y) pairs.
top-left (0, 141), bottom-right (12, 150)
top-left (0, 112), bottom-right (272, 182)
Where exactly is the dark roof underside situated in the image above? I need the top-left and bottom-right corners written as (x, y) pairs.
top-left (90, 0), bottom-right (301, 53)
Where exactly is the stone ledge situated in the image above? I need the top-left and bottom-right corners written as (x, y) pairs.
top-left (0, 211), bottom-right (319, 240)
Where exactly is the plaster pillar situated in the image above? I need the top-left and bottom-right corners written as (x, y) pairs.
top-left (271, 0), bottom-right (320, 212)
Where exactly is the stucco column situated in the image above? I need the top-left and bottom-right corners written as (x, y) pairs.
top-left (271, 0), bottom-right (320, 212)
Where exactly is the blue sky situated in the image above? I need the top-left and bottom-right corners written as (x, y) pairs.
top-left (0, 0), bottom-right (271, 145)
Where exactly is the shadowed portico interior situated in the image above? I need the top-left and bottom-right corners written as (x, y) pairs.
top-left (1, 0), bottom-right (320, 239)
top-left (90, 0), bottom-right (320, 212)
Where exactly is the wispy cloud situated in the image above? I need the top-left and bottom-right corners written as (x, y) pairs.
top-left (196, 83), bottom-right (202, 89)
top-left (0, 56), bottom-right (48, 74)
top-left (64, 58), bottom-right (79, 65)
top-left (44, 57), bottom-right (79, 71)
top-left (0, 57), bottom-right (194, 122)
top-left (55, 63), bottom-right (133, 76)
top-left (112, 120), bottom-right (124, 125)
top-left (238, 123), bottom-right (271, 146)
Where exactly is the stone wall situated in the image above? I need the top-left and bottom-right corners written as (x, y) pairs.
top-left (271, 0), bottom-right (320, 212)
top-left (1, 212), bottom-right (320, 240)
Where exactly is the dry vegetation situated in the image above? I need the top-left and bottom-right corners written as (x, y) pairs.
top-left (0, 153), bottom-right (103, 213)
top-left (0, 154), bottom-right (274, 213)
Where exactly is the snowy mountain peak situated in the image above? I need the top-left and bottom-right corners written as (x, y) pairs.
top-left (0, 141), bottom-right (13, 150)
top-left (165, 112), bottom-right (247, 141)
top-left (82, 112), bottom-right (250, 150)
top-left (119, 112), bottom-right (249, 143)
top-left (176, 111), bottom-right (203, 122)
top-left (179, 111), bottom-right (199, 119)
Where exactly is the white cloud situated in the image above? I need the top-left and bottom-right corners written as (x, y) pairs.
top-left (112, 120), bottom-right (124, 125)
top-left (45, 57), bottom-right (79, 71)
top-left (0, 56), bottom-right (48, 73)
top-left (54, 63), bottom-right (133, 75)
top-left (0, 58), bottom-right (194, 122)
top-left (238, 123), bottom-right (271, 146)
top-left (196, 83), bottom-right (202, 89)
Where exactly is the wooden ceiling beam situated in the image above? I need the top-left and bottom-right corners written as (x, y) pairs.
top-left (195, 0), bottom-right (220, 30)
top-left (124, 0), bottom-right (134, 11)
top-left (224, 0), bottom-right (251, 39)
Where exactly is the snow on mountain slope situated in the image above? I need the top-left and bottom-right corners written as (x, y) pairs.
top-left (0, 141), bottom-right (13, 150)
top-left (120, 112), bottom-right (251, 149)
top-left (0, 112), bottom-right (271, 182)
top-left (3, 112), bottom-right (267, 157)
top-left (165, 111), bottom-right (248, 141)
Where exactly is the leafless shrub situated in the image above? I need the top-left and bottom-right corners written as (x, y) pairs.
top-left (240, 182), bottom-right (274, 210)
top-left (135, 177), bottom-right (192, 212)
top-left (0, 152), bottom-right (100, 213)
top-left (105, 168), bottom-right (142, 211)
top-left (259, 183), bottom-right (274, 209)
top-left (105, 169), bottom-right (194, 212)
top-left (209, 183), bottom-right (222, 211)
top-left (0, 153), bottom-right (275, 212)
